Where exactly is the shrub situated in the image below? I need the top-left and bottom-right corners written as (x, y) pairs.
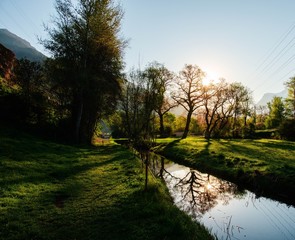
top-left (278, 119), bottom-right (295, 141)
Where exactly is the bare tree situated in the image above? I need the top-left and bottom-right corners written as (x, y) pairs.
top-left (172, 64), bottom-right (205, 139)
top-left (202, 79), bottom-right (231, 139)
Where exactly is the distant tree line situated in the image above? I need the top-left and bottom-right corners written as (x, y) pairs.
top-left (113, 63), bottom-right (295, 141)
top-left (1, 0), bottom-right (295, 144)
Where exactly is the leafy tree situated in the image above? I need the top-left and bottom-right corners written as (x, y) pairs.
top-left (12, 59), bottom-right (50, 124)
top-left (265, 96), bottom-right (285, 129)
top-left (42, 0), bottom-right (126, 144)
top-left (162, 112), bottom-right (176, 136)
top-left (121, 68), bottom-right (160, 141)
top-left (285, 77), bottom-right (295, 119)
top-left (172, 64), bottom-right (205, 139)
top-left (279, 119), bottom-right (295, 141)
top-left (255, 105), bottom-right (268, 130)
top-left (120, 67), bottom-right (164, 190)
top-left (143, 63), bottom-right (176, 137)
top-left (174, 115), bottom-right (187, 132)
top-left (228, 82), bottom-right (252, 137)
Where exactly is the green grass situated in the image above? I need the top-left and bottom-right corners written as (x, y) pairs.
top-left (155, 137), bottom-right (295, 205)
top-left (0, 127), bottom-right (214, 240)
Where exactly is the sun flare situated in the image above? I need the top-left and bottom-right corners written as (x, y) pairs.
top-left (206, 183), bottom-right (213, 190)
top-left (203, 70), bottom-right (220, 86)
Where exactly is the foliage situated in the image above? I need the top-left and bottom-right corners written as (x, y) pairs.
top-left (265, 96), bottom-right (285, 129)
top-left (279, 119), bottom-right (295, 141)
top-left (0, 126), bottom-right (213, 240)
top-left (120, 64), bottom-right (174, 141)
top-left (12, 58), bottom-right (54, 125)
top-left (42, 0), bottom-right (126, 144)
top-left (0, 76), bottom-right (20, 96)
top-left (227, 82), bottom-right (252, 138)
top-left (284, 76), bottom-right (295, 118)
top-left (0, 76), bottom-right (24, 122)
top-left (146, 62), bottom-right (176, 137)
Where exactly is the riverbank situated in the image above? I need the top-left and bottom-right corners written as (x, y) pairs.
top-left (0, 127), bottom-right (214, 240)
top-left (154, 137), bottom-right (295, 206)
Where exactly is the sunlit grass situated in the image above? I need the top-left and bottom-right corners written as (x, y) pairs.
top-left (0, 127), bottom-right (214, 240)
top-left (156, 136), bottom-right (295, 204)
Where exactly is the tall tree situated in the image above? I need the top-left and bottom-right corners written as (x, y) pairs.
top-left (12, 59), bottom-right (48, 124)
top-left (285, 76), bottom-right (295, 119)
top-left (121, 68), bottom-right (163, 191)
top-left (228, 82), bottom-right (252, 137)
top-left (144, 63), bottom-right (176, 137)
top-left (42, 0), bottom-right (126, 144)
top-left (202, 79), bottom-right (232, 139)
top-left (121, 68), bottom-right (160, 141)
top-left (265, 96), bottom-right (285, 129)
top-left (172, 64), bottom-right (205, 139)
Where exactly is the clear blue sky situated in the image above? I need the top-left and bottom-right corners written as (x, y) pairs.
top-left (1, 0), bottom-right (295, 102)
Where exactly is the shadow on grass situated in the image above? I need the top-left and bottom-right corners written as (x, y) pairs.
top-left (0, 126), bottom-right (215, 239)
top-left (0, 138), bottom-right (214, 240)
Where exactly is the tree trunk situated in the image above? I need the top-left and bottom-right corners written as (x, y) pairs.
top-left (204, 128), bottom-right (211, 140)
top-left (182, 110), bottom-right (193, 139)
top-left (159, 113), bottom-right (164, 137)
top-left (74, 93), bottom-right (83, 144)
top-left (145, 152), bottom-right (149, 191)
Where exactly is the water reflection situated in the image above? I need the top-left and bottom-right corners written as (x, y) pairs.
top-left (150, 155), bottom-right (242, 217)
top-left (150, 155), bottom-right (295, 240)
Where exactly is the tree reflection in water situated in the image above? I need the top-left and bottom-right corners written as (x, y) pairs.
top-left (150, 154), bottom-right (243, 218)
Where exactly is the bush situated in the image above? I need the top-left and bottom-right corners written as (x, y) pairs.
top-left (279, 119), bottom-right (295, 141)
top-left (254, 129), bottom-right (277, 139)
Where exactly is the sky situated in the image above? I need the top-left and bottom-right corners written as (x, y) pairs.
top-left (1, 0), bottom-right (295, 102)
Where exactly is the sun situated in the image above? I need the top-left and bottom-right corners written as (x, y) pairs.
top-left (203, 71), bottom-right (220, 86)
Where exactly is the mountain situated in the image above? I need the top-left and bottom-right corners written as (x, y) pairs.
top-left (0, 29), bottom-right (46, 62)
top-left (256, 89), bottom-right (288, 106)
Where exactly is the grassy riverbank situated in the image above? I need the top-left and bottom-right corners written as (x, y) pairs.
top-left (0, 127), bottom-right (214, 240)
top-left (155, 137), bottom-right (295, 206)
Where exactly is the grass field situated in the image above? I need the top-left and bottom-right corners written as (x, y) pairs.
top-left (155, 137), bottom-right (295, 205)
top-left (0, 127), bottom-right (214, 240)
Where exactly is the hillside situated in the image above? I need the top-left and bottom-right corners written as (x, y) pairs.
top-left (0, 29), bottom-right (46, 62)
top-left (256, 89), bottom-right (288, 106)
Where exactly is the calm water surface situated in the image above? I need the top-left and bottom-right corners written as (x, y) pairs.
top-left (160, 162), bottom-right (295, 240)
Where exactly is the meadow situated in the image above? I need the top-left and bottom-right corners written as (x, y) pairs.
top-left (155, 137), bottom-right (295, 205)
top-left (0, 127), bottom-right (213, 240)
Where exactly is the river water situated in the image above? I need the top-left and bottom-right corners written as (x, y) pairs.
top-left (152, 159), bottom-right (295, 240)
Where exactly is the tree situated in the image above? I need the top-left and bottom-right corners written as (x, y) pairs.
top-left (121, 67), bottom-right (163, 191)
top-left (144, 63), bottom-right (176, 137)
top-left (202, 79), bottom-right (231, 139)
top-left (42, 0), bottom-right (126, 144)
top-left (255, 105), bottom-right (268, 130)
top-left (121, 67), bottom-right (161, 141)
top-left (12, 59), bottom-right (48, 124)
top-left (227, 82), bottom-right (252, 137)
top-left (285, 77), bottom-right (295, 119)
top-left (265, 96), bottom-right (285, 129)
top-left (172, 64), bottom-right (205, 139)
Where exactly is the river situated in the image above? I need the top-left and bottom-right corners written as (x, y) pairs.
top-left (151, 157), bottom-right (295, 240)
